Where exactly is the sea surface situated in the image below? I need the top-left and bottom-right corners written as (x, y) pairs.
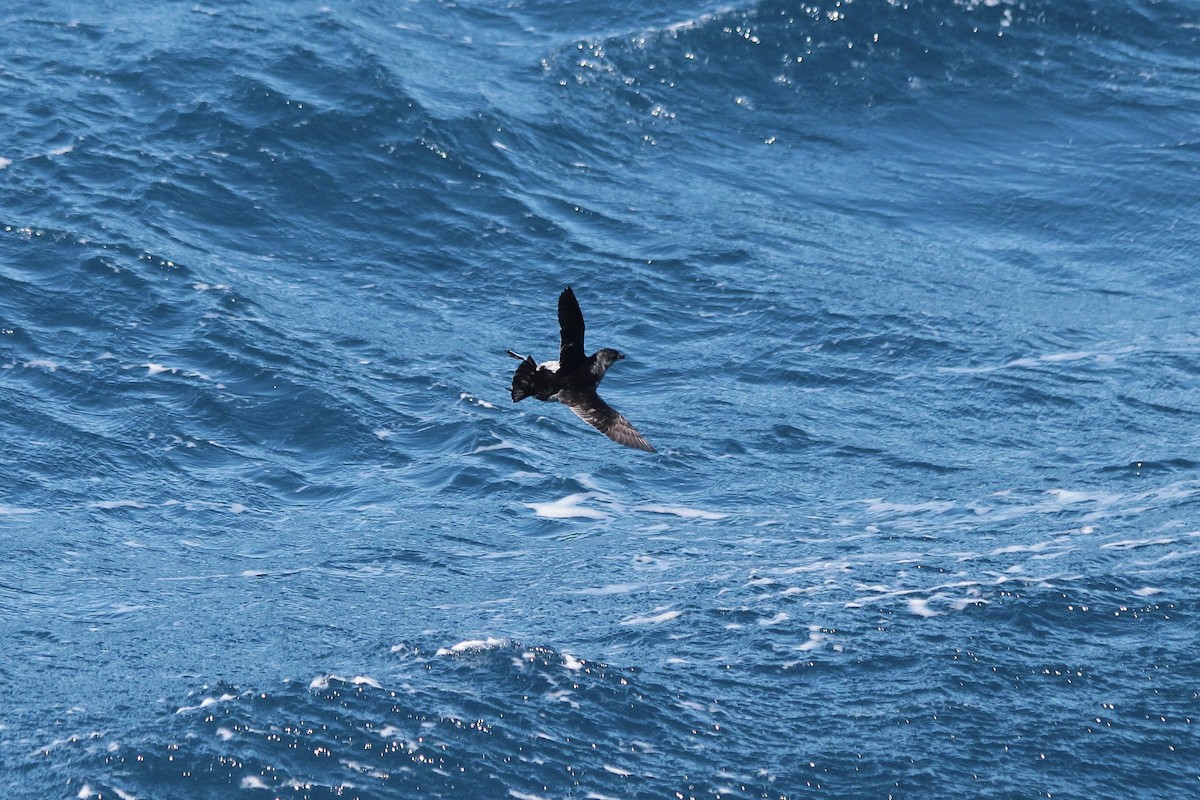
top-left (2, 1), bottom-right (1199, 797)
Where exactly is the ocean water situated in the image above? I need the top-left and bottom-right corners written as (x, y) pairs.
top-left (2, 0), bottom-right (1199, 797)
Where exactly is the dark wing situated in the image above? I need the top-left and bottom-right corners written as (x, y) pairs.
top-left (557, 286), bottom-right (586, 371)
top-left (560, 389), bottom-right (656, 453)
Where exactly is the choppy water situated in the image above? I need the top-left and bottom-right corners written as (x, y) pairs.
top-left (3, 1), bottom-right (1199, 797)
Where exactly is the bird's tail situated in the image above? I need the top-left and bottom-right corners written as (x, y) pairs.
top-left (507, 351), bottom-right (538, 402)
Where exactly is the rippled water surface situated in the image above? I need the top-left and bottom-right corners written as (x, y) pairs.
top-left (3, 1), bottom-right (1199, 797)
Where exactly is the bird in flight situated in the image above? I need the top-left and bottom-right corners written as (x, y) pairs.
top-left (506, 286), bottom-right (655, 453)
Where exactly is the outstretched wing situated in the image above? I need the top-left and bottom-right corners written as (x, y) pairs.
top-left (558, 286), bottom-right (586, 371)
top-left (560, 389), bottom-right (656, 453)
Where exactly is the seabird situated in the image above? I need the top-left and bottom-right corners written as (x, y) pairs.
top-left (506, 286), bottom-right (656, 453)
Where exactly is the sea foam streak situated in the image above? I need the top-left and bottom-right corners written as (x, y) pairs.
top-left (436, 637), bottom-right (507, 656)
top-left (526, 493), bottom-right (608, 520)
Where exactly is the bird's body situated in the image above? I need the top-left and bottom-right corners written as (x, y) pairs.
top-left (507, 287), bottom-right (655, 453)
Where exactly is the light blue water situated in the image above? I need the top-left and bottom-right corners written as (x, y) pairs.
top-left (2, 1), bottom-right (1199, 797)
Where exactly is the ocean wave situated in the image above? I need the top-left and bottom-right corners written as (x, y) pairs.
top-left (4, 1), bottom-right (1199, 798)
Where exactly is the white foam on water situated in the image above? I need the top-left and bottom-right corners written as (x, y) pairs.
top-left (342, 758), bottom-right (388, 779)
top-left (636, 504), bottom-right (727, 520)
top-left (525, 493), bottom-right (608, 520)
top-left (779, 560), bottom-right (852, 574)
top-left (0, 504), bottom-right (39, 515)
top-left (472, 440), bottom-right (518, 453)
top-left (509, 791), bottom-right (549, 800)
top-left (939, 346), bottom-right (1135, 375)
top-left (865, 499), bottom-right (956, 515)
top-left (460, 391), bottom-right (496, 409)
top-left (240, 775), bottom-right (269, 790)
top-left (990, 540), bottom-right (1059, 556)
top-left (176, 693), bottom-right (236, 714)
top-left (907, 597), bottom-right (941, 618)
top-left (1132, 586), bottom-right (1163, 597)
top-left (110, 603), bottom-right (145, 615)
top-left (1041, 351), bottom-right (1097, 363)
top-left (0, 157), bottom-right (12, 169)
top-left (1102, 536), bottom-right (1175, 550)
top-left (216, 727), bottom-right (235, 741)
top-left (574, 472), bottom-right (603, 491)
top-left (1045, 488), bottom-right (1117, 505)
top-left (676, 699), bottom-right (713, 714)
top-left (436, 636), bottom-right (507, 656)
top-left (631, 554), bottom-right (674, 572)
top-left (141, 362), bottom-right (214, 381)
top-left (602, 764), bottom-right (633, 777)
top-left (25, 359), bottom-right (60, 371)
top-left (619, 609), bottom-right (682, 626)
top-left (175, 499), bottom-right (258, 515)
top-left (33, 732), bottom-right (100, 757)
top-left (796, 628), bottom-right (824, 651)
top-left (562, 653), bottom-right (585, 670)
top-left (570, 582), bottom-right (644, 596)
top-left (309, 674), bottom-right (382, 690)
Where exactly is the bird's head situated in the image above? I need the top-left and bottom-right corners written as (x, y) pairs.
top-left (593, 348), bottom-right (625, 374)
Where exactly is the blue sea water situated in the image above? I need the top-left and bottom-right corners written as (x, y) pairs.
top-left (2, 0), bottom-right (1199, 797)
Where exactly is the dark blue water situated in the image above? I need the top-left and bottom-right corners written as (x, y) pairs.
top-left (3, 1), bottom-right (1199, 797)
